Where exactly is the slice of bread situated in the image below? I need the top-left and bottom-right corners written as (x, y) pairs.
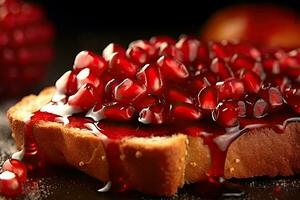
top-left (7, 87), bottom-right (300, 196)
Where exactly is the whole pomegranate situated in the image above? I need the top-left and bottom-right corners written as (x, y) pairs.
top-left (0, 0), bottom-right (54, 97)
top-left (201, 4), bottom-right (300, 49)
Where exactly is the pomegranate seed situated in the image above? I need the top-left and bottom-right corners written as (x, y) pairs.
top-left (126, 46), bottom-right (149, 65)
top-left (232, 43), bottom-right (261, 60)
top-left (104, 79), bottom-right (120, 100)
top-left (288, 49), bottom-right (300, 60)
top-left (16, 48), bottom-right (30, 65)
top-left (273, 49), bottom-right (287, 59)
top-left (268, 87), bottom-right (283, 108)
top-left (150, 36), bottom-right (176, 48)
top-left (136, 63), bottom-right (163, 94)
top-left (159, 43), bottom-right (183, 61)
top-left (26, 46), bottom-right (53, 64)
top-left (252, 62), bottom-right (266, 80)
top-left (212, 100), bottom-right (239, 127)
top-left (265, 75), bottom-right (291, 92)
top-left (27, 24), bottom-right (54, 44)
top-left (55, 71), bottom-right (71, 94)
top-left (109, 52), bottom-right (138, 79)
top-left (175, 35), bottom-right (200, 64)
top-left (284, 88), bottom-right (300, 113)
top-left (253, 98), bottom-right (269, 118)
top-left (129, 40), bottom-right (157, 60)
top-left (215, 78), bottom-right (245, 100)
top-left (170, 103), bottom-right (202, 120)
top-left (286, 68), bottom-right (300, 82)
top-left (192, 69), bottom-right (218, 91)
top-left (0, 171), bottom-right (22, 197)
top-left (244, 94), bottom-right (256, 116)
top-left (238, 100), bottom-right (246, 117)
top-left (260, 86), bottom-right (283, 108)
top-left (11, 29), bottom-right (25, 47)
top-left (244, 94), bottom-right (269, 118)
top-left (210, 41), bottom-right (231, 59)
top-left (198, 86), bottom-right (219, 110)
top-left (194, 63), bottom-right (207, 71)
top-left (262, 57), bottom-right (280, 74)
top-left (157, 56), bottom-right (189, 81)
top-left (230, 54), bottom-right (256, 71)
top-left (138, 104), bottom-right (168, 124)
top-left (167, 89), bottom-right (192, 104)
top-left (196, 42), bottom-right (210, 65)
top-left (0, 31), bottom-right (9, 47)
top-left (134, 95), bottom-right (157, 112)
top-left (1, 67), bottom-right (21, 96)
top-left (210, 57), bottom-right (233, 80)
top-left (17, 48), bottom-right (31, 65)
top-left (21, 4), bottom-right (44, 25)
top-left (113, 78), bottom-right (147, 104)
top-left (0, 48), bottom-right (15, 65)
top-left (2, 159), bottom-right (27, 183)
top-left (76, 68), bottom-right (101, 89)
top-left (66, 71), bottom-right (78, 96)
top-left (240, 69), bottom-right (262, 93)
top-left (96, 102), bottom-right (135, 121)
top-left (102, 43), bottom-right (126, 61)
top-left (68, 84), bottom-right (101, 110)
top-left (279, 52), bottom-right (300, 69)
top-left (192, 75), bottom-right (210, 91)
top-left (74, 51), bottom-right (108, 76)
top-left (283, 49), bottom-right (300, 68)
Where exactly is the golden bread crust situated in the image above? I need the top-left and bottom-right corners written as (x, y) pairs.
top-left (7, 87), bottom-right (300, 196)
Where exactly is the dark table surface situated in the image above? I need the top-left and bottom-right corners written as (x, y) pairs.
top-left (1, 34), bottom-right (300, 200)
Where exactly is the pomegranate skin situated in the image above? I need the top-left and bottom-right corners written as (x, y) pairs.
top-left (201, 4), bottom-right (300, 48)
top-left (0, 0), bottom-right (54, 97)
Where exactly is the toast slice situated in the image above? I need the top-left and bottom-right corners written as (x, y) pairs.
top-left (6, 87), bottom-right (300, 196)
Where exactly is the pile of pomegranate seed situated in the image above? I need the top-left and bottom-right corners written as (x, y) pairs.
top-left (0, 0), bottom-right (54, 97)
top-left (54, 36), bottom-right (300, 128)
top-left (0, 159), bottom-right (27, 197)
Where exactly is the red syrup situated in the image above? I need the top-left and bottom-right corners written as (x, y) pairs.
top-left (96, 109), bottom-right (299, 196)
top-left (22, 112), bottom-right (58, 171)
top-left (20, 106), bottom-right (299, 196)
top-left (105, 141), bottom-right (130, 192)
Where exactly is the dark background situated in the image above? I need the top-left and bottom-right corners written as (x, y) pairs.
top-left (29, 0), bottom-right (300, 31)
top-left (25, 0), bottom-right (300, 85)
top-left (29, 0), bottom-right (300, 33)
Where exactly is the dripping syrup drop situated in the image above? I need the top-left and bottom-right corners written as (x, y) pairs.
top-left (21, 112), bottom-right (58, 172)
